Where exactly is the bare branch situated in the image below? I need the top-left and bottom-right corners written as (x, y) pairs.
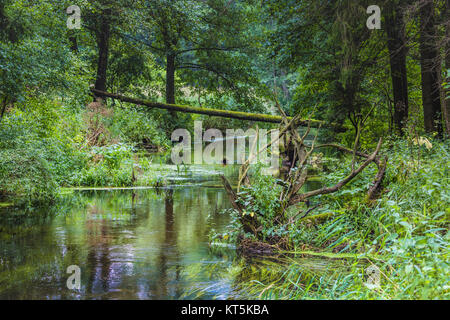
top-left (289, 138), bottom-right (383, 205)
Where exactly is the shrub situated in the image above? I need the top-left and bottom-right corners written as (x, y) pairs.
top-left (0, 148), bottom-right (58, 203)
top-left (69, 143), bottom-right (135, 187)
top-left (109, 106), bottom-right (170, 150)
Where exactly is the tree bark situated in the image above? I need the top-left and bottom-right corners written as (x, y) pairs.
top-left (385, 2), bottom-right (409, 135)
top-left (68, 34), bottom-right (78, 53)
top-left (0, 97), bottom-right (7, 123)
top-left (444, 0), bottom-right (450, 137)
top-left (166, 53), bottom-right (176, 104)
top-left (165, 53), bottom-right (178, 119)
top-left (94, 9), bottom-right (111, 93)
top-left (90, 88), bottom-right (346, 130)
top-left (419, 1), bottom-right (443, 136)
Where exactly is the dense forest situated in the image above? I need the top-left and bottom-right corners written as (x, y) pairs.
top-left (0, 0), bottom-right (449, 300)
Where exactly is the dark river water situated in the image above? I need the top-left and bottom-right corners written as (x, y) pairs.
top-left (0, 184), bottom-right (240, 299)
top-left (0, 162), bottom-right (345, 300)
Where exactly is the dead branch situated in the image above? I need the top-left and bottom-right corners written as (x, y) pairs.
top-left (90, 87), bottom-right (346, 130)
top-left (220, 175), bottom-right (242, 214)
top-left (289, 138), bottom-right (383, 205)
top-left (367, 156), bottom-right (388, 200)
top-left (315, 143), bottom-right (387, 200)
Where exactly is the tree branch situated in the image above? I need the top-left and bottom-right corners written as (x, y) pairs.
top-left (289, 138), bottom-right (383, 205)
top-left (175, 46), bottom-right (243, 56)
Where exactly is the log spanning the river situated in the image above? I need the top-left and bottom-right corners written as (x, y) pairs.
top-left (91, 88), bottom-right (346, 131)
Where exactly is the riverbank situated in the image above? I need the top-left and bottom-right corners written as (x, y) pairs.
top-left (212, 138), bottom-right (449, 299)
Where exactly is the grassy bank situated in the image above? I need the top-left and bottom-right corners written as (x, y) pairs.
top-left (0, 97), bottom-right (171, 205)
top-left (213, 138), bottom-right (449, 299)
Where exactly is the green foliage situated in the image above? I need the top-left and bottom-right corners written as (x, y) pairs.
top-left (236, 170), bottom-right (285, 240)
top-left (0, 0), bottom-right (91, 106)
top-left (213, 166), bottom-right (288, 243)
top-left (237, 138), bottom-right (450, 299)
top-left (129, 0), bottom-right (266, 115)
top-left (0, 97), bottom-right (88, 184)
top-left (0, 148), bottom-right (58, 204)
top-left (70, 143), bottom-right (135, 187)
top-left (109, 106), bottom-right (170, 149)
top-left (0, 115), bottom-right (60, 204)
top-left (91, 143), bottom-right (134, 170)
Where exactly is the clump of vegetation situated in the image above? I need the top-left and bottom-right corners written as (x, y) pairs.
top-left (0, 148), bottom-right (58, 204)
top-left (0, 108), bottom-right (81, 203)
top-left (69, 143), bottom-right (135, 187)
top-left (218, 105), bottom-right (385, 253)
top-left (225, 139), bottom-right (449, 299)
top-left (213, 166), bottom-right (287, 251)
top-left (110, 107), bottom-right (170, 152)
top-left (0, 94), bottom-right (170, 199)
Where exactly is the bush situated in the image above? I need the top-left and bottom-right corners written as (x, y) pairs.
top-left (0, 148), bottom-right (58, 203)
top-left (69, 143), bottom-right (135, 187)
top-left (109, 106), bottom-right (170, 150)
top-left (0, 110), bottom-right (87, 186)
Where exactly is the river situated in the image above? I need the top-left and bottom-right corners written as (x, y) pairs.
top-left (0, 160), bottom-right (349, 299)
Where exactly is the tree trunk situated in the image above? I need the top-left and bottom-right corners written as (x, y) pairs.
top-left (166, 53), bottom-right (176, 104)
top-left (90, 88), bottom-right (346, 130)
top-left (280, 70), bottom-right (290, 102)
top-left (68, 33), bottom-right (78, 53)
top-left (385, 2), bottom-right (409, 135)
top-left (94, 9), bottom-right (111, 93)
top-left (443, 0), bottom-right (450, 137)
top-left (165, 53), bottom-right (177, 119)
top-left (419, 1), bottom-right (443, 136)
top-left (0, 97), bottom-right (7, 123)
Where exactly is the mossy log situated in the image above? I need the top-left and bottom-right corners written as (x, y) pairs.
top-left (91, 88), bottom-right (346, 131)
top-left (0, 202), bottom-right (14, 208)
top-left (279, 250), bottom-right (385, 261)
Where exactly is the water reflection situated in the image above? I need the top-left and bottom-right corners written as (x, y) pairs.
top-left (0, 168), bottom-right (345, 300)
top-left (0, 187), bottom-right (233, 299)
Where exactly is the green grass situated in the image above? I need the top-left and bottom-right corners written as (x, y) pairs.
top-left (221, 138), bottom-right (449, 300)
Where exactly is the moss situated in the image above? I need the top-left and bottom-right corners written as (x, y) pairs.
top-left (0, 202), bottom-right (13, 208)
top-left (91, 88), bottom-right (347, 131)
top-left (281, 250), bottom-right (384, 261)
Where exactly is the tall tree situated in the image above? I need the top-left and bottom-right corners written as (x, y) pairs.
top-left (265, 0), bottom-right (385, 136)
top-left (443, 0), bottom-right (450, 136)
top-left (85, 1), bottom-right (133, 93)
top-left (84, 1), bottom-right (117, 93)
top-left (132, 0), bottom-right (258, 106)
top-left (0, 0), bottom-right (78, 121)
top-left (418, 0), bottom-right (443, 136)
top-left (94, 7), bottom-right (111, 92)
top-left (384, 1), bottom-right (409, 135)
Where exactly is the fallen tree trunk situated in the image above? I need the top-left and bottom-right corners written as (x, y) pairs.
top-left (90, 88), bottom-right (346, 131)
